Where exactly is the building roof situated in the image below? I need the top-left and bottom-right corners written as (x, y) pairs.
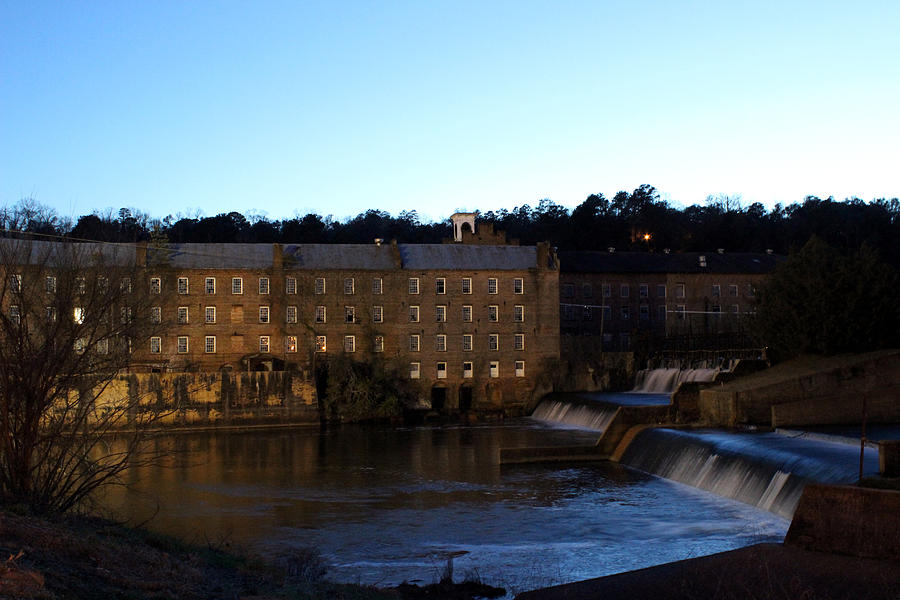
top-left (161, 244), bottom-right (274, 269)
top-left (398, 244), bottom-right (537, 271)
top-left (559, 251), bottom-right (783, 274)
top-left (0, 238), bottom-right (138, 267)
top-left (283, 244), bottom-right (397, 270)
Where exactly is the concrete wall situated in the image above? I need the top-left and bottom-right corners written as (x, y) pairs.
top-left (785, 484), bottom-right (900, 561)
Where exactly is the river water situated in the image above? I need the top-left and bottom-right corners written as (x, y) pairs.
top-left (103, 421), bottom-right (788, 595)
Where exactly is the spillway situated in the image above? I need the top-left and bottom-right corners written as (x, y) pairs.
top-left (631, 367), bottom-right (719, 394)
top-left (530, 396), bottom-right (620, 431)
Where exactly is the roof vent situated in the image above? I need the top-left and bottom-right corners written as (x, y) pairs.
top-left (608, 247), bottom-right (615, 253)
top-left (717, 248), bottom-right (724, 254)
top-left (699, 255), bottom-right (707, 267)
top-left (374, 238), bottom-right (383, 246)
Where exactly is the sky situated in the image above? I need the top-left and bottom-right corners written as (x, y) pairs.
top-left (2, 1), bottom-right (898, 224)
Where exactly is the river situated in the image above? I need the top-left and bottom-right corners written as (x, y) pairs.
top-left (103, 421), bottom-right (789, 596)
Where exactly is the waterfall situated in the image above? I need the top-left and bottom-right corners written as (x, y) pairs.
top-left (531, 397), bottom-right (619, 432)
top-left (632, 368), bottom-right (719, 394)
top-left (619, 428), bottom-right (876, 518)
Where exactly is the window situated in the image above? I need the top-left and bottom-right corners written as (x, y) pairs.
top-left (463, 334), bottom-right (473, 352)
top-left (583, 306), bottom-right (592, 321)
top-left (76, 277), bottom-right (86, 295)
top-left (205, 336), bottom-right (216, 353)
top-left (150, 277), bottom-right (161, 294)
top-left (658, 305), bottom-right (667, 322)
top-left (259, 335), bottom-right (270, 352)
top-left (657, 284), bottom-right (666, 298)
top-left (344, 335), bottom-right (355, 353)
top-left (746, 284), bottom-right (755, 297)
top-left (562, 283), bottom-right (575, 298)
top-left (409, 334), bottom-right (420, 352)
top-left (373, 305), bottom-right (383, 323)
top-left (286, 335), bottom-right (298, 353)
top-left (488, 305), bottom-right (499, 322)
top-left (259, 306), bottom-right (270, 323)
top-left (639, 305), bottom-right (650, 321)
top-left (374, 335), bottom-right (384, 353)
top-left (437, 362), bottom-right (447, 379)
top-left (315, 306), bottom-right (326, 323)
top-left (315, 278), bottom-right (325, 295)
top-left (177, 277), bottom-right (189, 294)
top-left (515, 361), bottom-right (525, 377)
top-left (177, 336), bottom-right (188, 353)
top-left (461, 277), bottom-right (472, 294)
top-left (177, 306), bottom-right (189, 324)
top-left (620, 284), bottom-right (629, 298)
top-left (462, 305), bottom-right (472, 322)
top-left (489, 361), bottom-right (499, 378)
top-left (436, 305), bottom-right (446, 322)
top-left (150, 306), bottom-right (161, 324)
top-left (621, 307), bottom-right (630, 320)
top-left (45, 276), bottom-right (56, 294)
top-left (259, 277), bottom-right (270, 295)
top-left (732, 304), bottom-right (740, 314)
top-left (205, 277), bottom-right (216, 294)
top-left (315, 336), bottom-right (326, 352)
top-left (435, 277), bottom-right (446, 294)
top-left (582, 283), bottom-right (592, 298)
top-left (150, 337), bottom-right (161, 354)
top-left (514, 278), bottom-right (524, 294)
top-left (345, 306), bottom-right (356, 323)
top-left (410, 362), bottom-right (420, 379)
top-left (9, 305), bottom-right (20, 325)
top-left (463, 362), bottom-right (473, 378)
top-left (286, 305), bottom-right (297, 323)
top-left (489, 334), bottom-right (499, 351)
top-left (711, 304), bottom-right (721, 316)
top-left (205, 306), bottom-right (216, 323)
top-left (46, 306), bottom-right (57, 322)
top-left (120, 306), bottom-right (132, 324)
top-left (563, 305), bottom-right (575, 320)
top-left (514, 305), bottom-right (524, 322)
top-left (640, 284), bottom-right (648, 298)
top-left (97, 338), bottom-right (110, 355)
top-left (436, 334), bottom-right (446, 352)
top-left (676, 283), bottom-right (685, 298)
top-left (676, 305), bottom-right (686, 320)
top-left (602, 306), bottom-right (611, 321)
top-left (74, 338), bottom-right (86, 354)
top-left (372, 278), bottom-right (383, 294)
top-left (488, 278), bottom-right (498, 294)
top-left (712, 284), bottom-right (720, 297)
top-left (514, 333), bottom-right (525, 350)
top-left (729, 284), bottom-right (739, 297)
top-left (602, 284), bottom-right (611, 298)
top-left (10, 274), bottom-right (21, 293)
top-left (344, 278), bottom-right (354, 294)
top-left (409, 305), bottom-right (420, 322)
top-left (232, 277), bottom-right (243, 295)
top-left (286, 277), bottom-right (297, 295)
top-left (408, 278), bottom-right (419, 294)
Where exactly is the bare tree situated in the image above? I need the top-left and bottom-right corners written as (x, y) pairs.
top-left (0, 237), bottom-right (170, 514)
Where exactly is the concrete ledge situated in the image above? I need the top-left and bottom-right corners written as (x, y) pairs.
top-left (785, 484), bottom-right (900, 560)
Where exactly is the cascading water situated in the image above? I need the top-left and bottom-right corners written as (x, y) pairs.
top-left (631, 367), bottom-right (719, 394)
top-left (619, 428), bottom-right (879, 518)
top-left (530, 397), bottom-right (620, 431)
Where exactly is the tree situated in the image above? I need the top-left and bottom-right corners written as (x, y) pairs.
top-left (0, 237), bottom-right (170, 514)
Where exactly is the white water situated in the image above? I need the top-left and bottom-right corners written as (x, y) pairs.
top-left (530, 399), bottom-right (619, 431)
top-left (632, 367), bottom-right (719, 394)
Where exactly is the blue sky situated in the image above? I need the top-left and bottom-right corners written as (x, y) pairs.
top-left (2, 1), bottom-right (898, 224)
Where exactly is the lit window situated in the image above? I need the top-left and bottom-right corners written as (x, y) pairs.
top-left (436, 334), bottom-right (446, 352)
top-left (286, 305), bottom-right (297, 323)
top-left (372, 278), bottom-right (383, 294)
top-left (259, 335), bottom-right (270, 352)
top-left (205, 306), bottom-right (216, 323)
top-left (437, 362), bottom-right (447, 379)
top-left (436, 305), bottom-right (446, 322)
top-left (488, 278), bottom-right (498, 294)
top-left (462, 334), bottom-right (473, 352)
top-left (150, 337), bottom-right (161, 354)
top-left (205, 277), bottom-right (216, 294)
top-left (286, 277), bottom-right (297, 295)
top-left (408, 278), bottom-right (419, 294)
top-left (259, 306), bottom-right (270, 323)
top-left (515, 361), bottom-right (525, 377)
top-left (640, 284), bottom-right (648, 298)
top-left (232, 277), bottom-right (243, 295)
top-left (488, 305), bottom-right (498, 322)
top-left (409, 334), bottom-right (420, 352)
top-left (463, 362), bottom-right (473, 378)
top-left (315, 306), bottom-right (326, 323)
top-left (315, 278), bottom-right (325, 294)
top-left (620, 284), bottom-right (629, 298)
top-left (344, 278), bottom-right (354, 294)
top-left (461, 277), bottom-right (472, 294)
top-left (344, 335), bottom-right (355, 353)
top-left (205, 336), bottom-right (216, 353)
top-left (177, 306), bottom-right (189, 324)
top-left (462, 305), bottom-right (472, 322)
top-left (514, 334), bottom-right (525, 351)
top-left (514, 278), bottom-right (523, 294)
top-left (259, 277), bottom-right (270, 295)
top-left (177, 277), bottom-right (189, 294)
top-left (514, 305), bottom-right (524, 322)
top-left (373, 305), bottom-right (383, 323)
top-left (45, 276), bottom-right (57, 294)
top-left (286, 335), bottom-right (298, 353)
top-left (345, 306), bottom-right (356, 323)
top-left (489, 361), bottom-right (499, 378)
top-left (150, 277), bottom-right (161, 294)
top-left (374, 335), bottom-right (384, 353)
top-left (435, 278), bottom-right (446, 294)
top-left (315, 336), bottom-right (326, 352)
top-left (177, 336), bottom-right (188, 353)
top-left (489, 334), bottom-right (499, 351)
top-left (410, 362), bottom-right (420, 379)
top-left (409, 305), bottom-right (420, 322)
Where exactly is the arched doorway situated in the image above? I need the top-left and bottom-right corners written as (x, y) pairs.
top-left (430, 385), bottom-right (447, 412)
top-left (458, 385), bottom-right (473, 412)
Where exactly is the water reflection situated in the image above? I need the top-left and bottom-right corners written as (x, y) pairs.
top-left (103, 422), bottom-right (788, 594)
